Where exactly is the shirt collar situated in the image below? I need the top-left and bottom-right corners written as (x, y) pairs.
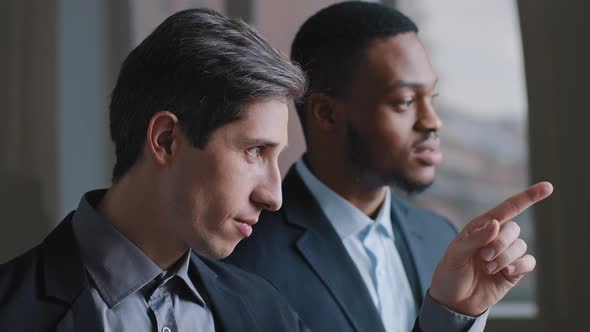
top-left (140, 249), bottom-right (206, 307)
top-left (175, 250), bottom-right (206, 306)
top-left (295, 159), bottom-right (394, 240)
top-left (72, 190), bottom-right (179, 308)
top-left (375, 189), bottom-right (394, 238)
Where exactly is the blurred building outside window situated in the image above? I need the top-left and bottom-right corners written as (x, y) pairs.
top-left (396, 0), bottom-right (534, 318)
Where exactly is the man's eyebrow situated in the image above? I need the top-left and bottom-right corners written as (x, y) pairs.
top-left (386, 78), bottom-right (439, 92)
top-left (241, 138), bottom-right (281, 147)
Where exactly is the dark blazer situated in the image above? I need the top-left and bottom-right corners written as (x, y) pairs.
top-left (0, 213), bottom-right (307, 332)
top-left (227, 167), bottom-right (458, 332)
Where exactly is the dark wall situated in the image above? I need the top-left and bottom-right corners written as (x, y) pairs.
top-left (520, 1), bottom-right (590, 331)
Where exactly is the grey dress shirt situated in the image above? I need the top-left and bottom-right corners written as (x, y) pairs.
top-left (71, 192), bottom-right (215, 332)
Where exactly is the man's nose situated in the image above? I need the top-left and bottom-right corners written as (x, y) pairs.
top-left (251, 164), bottom-right (283, 212)
top-left (415, 98), bottom-right (443, 132)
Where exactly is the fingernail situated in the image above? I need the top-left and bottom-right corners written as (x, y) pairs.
top-left (481, 248), bottom-right (495, 261)
top-left (505, 265), bottom-right (515, 275)
top-left (486, 261), bottom-right (498, 274)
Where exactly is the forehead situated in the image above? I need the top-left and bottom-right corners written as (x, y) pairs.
top-left (213, 98), bottom-right (289, 145)
top-left (241, 98), bottom-right (288, 129)
top-left (358, 32), bottom-right (437, 90)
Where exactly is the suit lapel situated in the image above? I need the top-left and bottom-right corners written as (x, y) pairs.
top-left (189, 252), bottom-right (259, 332)
top-left (283, 169), bottom-right (385, 332)
top-left (390, 197), bottom-right (432, 298)
top-left (40, 213), bottom-right (104, 332)
top-left (41, 212), bottom-right (88, 304)
top-left (54, 289), bottom-right (105, 332)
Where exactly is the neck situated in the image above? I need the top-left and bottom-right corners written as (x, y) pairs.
top-left (98, 171), bottom-right (188, 270)
top-left (305, 152), bottom-right (388, 217)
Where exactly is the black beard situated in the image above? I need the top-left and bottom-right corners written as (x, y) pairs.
top-left (387, 176), bottom-right (433, 195)
top-left (345, 123), bottom-right (434, 195)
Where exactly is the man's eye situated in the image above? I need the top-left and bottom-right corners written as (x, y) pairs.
top-left (247, 147), bottom-right (262, 158)
top-left (403, 98), bottom-right (416, 107)
top-left (393, 98), bottom-right (416, 110)
top-left (430, 92), bottom-right (440, 103)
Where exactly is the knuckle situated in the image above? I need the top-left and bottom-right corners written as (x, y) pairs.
top-left (495, 237), bottom-right (510, 250)
top-left (528, 255), bottom-right (537, 267)
top-left (506, 197), bottom-right (522, 216)
top-left (495, 252), bottom-right (510, 266)
top-left (506, 221), bottom-right (521, 236)
top-left (521, 256), bottom-right (536, 272)
top-left (516, 238), bottom-right (527, 252)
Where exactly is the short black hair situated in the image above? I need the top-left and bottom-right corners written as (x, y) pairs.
top-left (291, 1), bottom-right (418, 132)
top-left (110, 8), bottom-right (306, 182)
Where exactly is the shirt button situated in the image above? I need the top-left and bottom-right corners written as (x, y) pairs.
top-left (162, 327), bottom-right (171, 332)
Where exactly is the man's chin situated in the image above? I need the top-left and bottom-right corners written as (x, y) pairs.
top-left (389, 176), bottom-right (434, 195)
top-left (191, 241), bottom-right (238, 260)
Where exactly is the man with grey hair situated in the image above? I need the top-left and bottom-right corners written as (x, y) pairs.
top-left (0, 8), bottom-right (308, 331)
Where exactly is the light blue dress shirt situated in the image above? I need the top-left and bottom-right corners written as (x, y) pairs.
top-left (296, 160), bottom-right (417, 332)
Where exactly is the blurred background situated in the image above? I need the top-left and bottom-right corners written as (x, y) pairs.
top-left (1, 1), bottom-right (588, 331)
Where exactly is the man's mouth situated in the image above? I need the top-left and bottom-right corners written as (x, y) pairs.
top-left (235, 218), bottom-right (257, 238)
top-left (412, 139), bottom-right (443, 166)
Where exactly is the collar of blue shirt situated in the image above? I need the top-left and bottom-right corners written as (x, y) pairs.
top-left (295, 159), bottom-right (394, 240)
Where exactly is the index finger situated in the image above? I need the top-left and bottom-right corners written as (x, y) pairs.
top-left (478, 181), bottom-right (553, 225)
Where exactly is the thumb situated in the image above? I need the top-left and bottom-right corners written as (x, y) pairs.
top-left (446, 219), bottom-right (500, 267)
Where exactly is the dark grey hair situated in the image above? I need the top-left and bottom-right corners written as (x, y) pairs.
top-left (109, 8), bottom-right (307, 182)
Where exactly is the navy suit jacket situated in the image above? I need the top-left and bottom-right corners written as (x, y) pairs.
top-left (227, 167), bottom-right (458, 332)
top-left (0, 212), bottom-right (307, 332)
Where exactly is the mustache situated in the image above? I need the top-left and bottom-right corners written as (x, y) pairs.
top-left (412, 130), bottom-right (439, 147)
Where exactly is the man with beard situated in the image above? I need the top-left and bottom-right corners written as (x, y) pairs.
top-left (226, 2), bottom-right (552, 332)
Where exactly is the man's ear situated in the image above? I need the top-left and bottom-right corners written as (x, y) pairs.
top-left (307, 92), bottom-right (342, 131)
top-left (145, 111), bottom-right (180, 166)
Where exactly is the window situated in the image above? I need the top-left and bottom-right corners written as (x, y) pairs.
top-left (130, 0), bottom-right (225, 45)
top-left (396, 0), bottom-right (535, 318)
